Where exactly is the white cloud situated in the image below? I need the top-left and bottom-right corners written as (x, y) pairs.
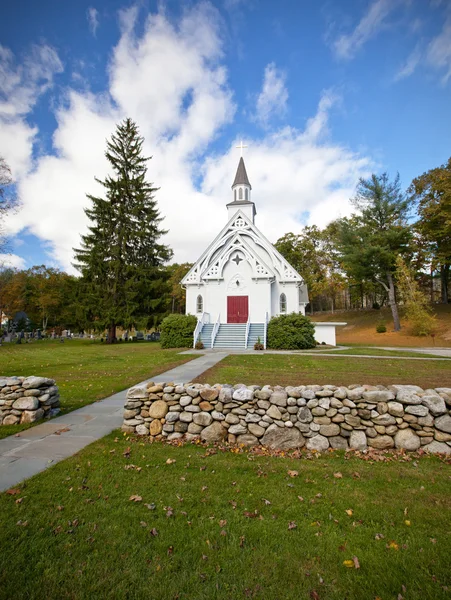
top-left (426, 15), bottom-right (451, 83)
top-left (4, 3), bottom-right (372, 274)
top-left (0, 253), bottom-right (26, 269)
top-left (395, 43), bottom-right (422, 80)
top-left (332, 0), bottom-right (397, 60)
top-left (255, 63), bottom-right (288, 126)
top-left (0, 43), bottom-right (62, 179)
top-left (87, 7), bottom-right (99, 36)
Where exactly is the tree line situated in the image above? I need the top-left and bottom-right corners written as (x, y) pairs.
top-left (0, 118), bottom-right (450, 339)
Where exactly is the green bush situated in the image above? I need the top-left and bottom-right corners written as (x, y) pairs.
top-left (267, 313), bottom-right (316, 350)
top-left (160, 314), bottom-right (197, 348)
top-left (376, 322), bottom-right (387, 333)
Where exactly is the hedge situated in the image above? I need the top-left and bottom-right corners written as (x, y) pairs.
top-left (267, 313), bottom-right (316, 350)
top-left (160, 314), bottom-right (197, 348)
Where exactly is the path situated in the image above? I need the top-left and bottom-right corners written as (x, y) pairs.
top-left (0, 352), bottom-right (228, 492)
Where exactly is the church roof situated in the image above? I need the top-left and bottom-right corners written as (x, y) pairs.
top-left (232, 157), bottom-right (252, 189)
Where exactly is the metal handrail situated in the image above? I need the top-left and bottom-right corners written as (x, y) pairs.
top-left (263, 312), bottom-right (269, 349)
top-left (211, 314), bottom-right (220, 348)
top-left (193, 312), bottom-right (208, 348)
top-left (245, 316), bottom-right (250, 349)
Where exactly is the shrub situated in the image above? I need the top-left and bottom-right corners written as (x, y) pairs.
top-left (254, 336), bottom-right (264, 351)
top-left (376, 322), bottom-right (387, 333)
top-left (195, 334), bottom-right (204, 350)
top-left (267, 313), bottom-right (316, 350)
top-left (160, 314), bottom-right (197, 348)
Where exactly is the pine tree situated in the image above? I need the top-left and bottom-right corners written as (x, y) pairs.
top-left (74, 118), bottom-right (173, 341)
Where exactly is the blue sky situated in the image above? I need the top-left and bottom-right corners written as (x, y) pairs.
top-left (1, 0), bottom-right (450, 272)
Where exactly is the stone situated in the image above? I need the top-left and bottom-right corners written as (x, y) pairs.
top-left (267, 405), bottom-right (283, 420)
top-left (363, 390), bottom-right (394, 403)
top-left (167, 432), bottom-right (183, 441)
top-left (368, 435), bottom-right (394, 449)
top-left (185, 405), bottom-right (201, 413)
top-left (200, 388), bottom-right (219, 402)
top-left (421, 395), bottom-right (447, 416)
top-left (329, 436), bottom-right (348, 449)
top-left (306, 434), bottom-right (329, 452)
top-left (193, 412), bottom-right (213, 427)
top-left (211, 411), bottom-right (225, 420)
top-left (123, 408), bottom-right (140, 419)
top-left (179, 411), bottom-right (193, 423)
top-left (390, 384), bottom-right (423, 394)
top-left (346, 388), bottom-right (364, 401)
top-left (248, 423), bottom-right (265, 437)
top-left (228, 424), bottom-right (248, 435)
top-left (12, 397), bottom-right (39, 411)
top-left (185, 386), bottom-right (200, 398)
top-left (174, 421), bottom-right (188, 433)
top-left (149, 420), bottom-right (162, 435)
top-left (405, 405), bottom-right (429, 417)
top-left (319, 423), bottom-right (340, 437)
top-left (395, 391), bottom-right (423, 405)
top-left (297, 407), bottom-right (313, 423)
top-left (434, 414), bottom-right (451, 434)
top-left (344, 414), bottom-right (361, 427)
top-left (136, 424), bottom-right (149, 436)
top-left (23, 388), bottom-right (41, 397)
top-left (315, 389), bottom-right (334, 397)
top-left (236, 434), bottom-right (259, 446)
top-left (311, 407), bottom-right (326, 416)
top-left (2, 414), bottom-right (19, 425)
top-left (418, 414), bottom-right (434, 427)
top-left (22, 376), bottom-right (51, 389)
top-left (148, 401), bottom-right (168, 419)
top-left (270, 391), bottom-right (288, 406)
top-left (201, 421), bottom-right (227, 443)
top-left (125, 400), bottom-right (143, 409)
top-left (261, 424), bottom-right (305, 450)
top-left (147, 384), bottom-right (164, 393)
top-left (423, 441), bottom-right (451, 454)
top-left (233, 388), bottom-right (254, 401)
top-left (394, 428), bottom-right (421, 451)
top-left (199, 401), bottom-right (214, 411)
top-left (225, 413), bottom-right (240, 424)
top-left (165, 412), bottom-right (180, 422)
top-left (188, 422), bottom-right (203, 434)
top-left (387, 401), bottom-right (404, 417)
top-left (20, 408), bottom-right (45, 423)
top-left (434, 431), bottom-right (451, 442)
top-left (254, 389), bottom-right (272, 400)
top-left (349, 430), bottom-right (367, 450)
top-left (372, 413), bottom-right (396, 426)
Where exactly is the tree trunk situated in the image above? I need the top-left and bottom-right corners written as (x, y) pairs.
top-left (108, 322), bottom-right (117, 344)
top-left (386, 271), bottom-right (401, 331)
top-left (430, 265), bottom-right (434, 303)
top-left (441, 265), bottom-right (449, 304)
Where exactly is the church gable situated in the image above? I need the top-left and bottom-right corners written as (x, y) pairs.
top-left (181, 209), bottom-right (304, 285)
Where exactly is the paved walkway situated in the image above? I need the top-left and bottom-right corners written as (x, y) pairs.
top-left (0, 352), bottom-right (228, 492)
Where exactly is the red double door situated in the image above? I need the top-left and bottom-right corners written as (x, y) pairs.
top-left (227, 296), bottom-right (249, 323)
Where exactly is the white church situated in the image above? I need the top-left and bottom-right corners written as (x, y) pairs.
top-left (181, 155), bottom-right (310, 349)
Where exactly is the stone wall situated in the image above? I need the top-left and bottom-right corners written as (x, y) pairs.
top-left (122, 382), bottom-right (451, 453)
top-left (0, 376), bottom-right (60, 425)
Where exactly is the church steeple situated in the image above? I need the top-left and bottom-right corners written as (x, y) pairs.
top-left (227, 154), bottom-right (256, 223)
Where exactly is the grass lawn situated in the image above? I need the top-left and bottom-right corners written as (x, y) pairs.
top-left (193, 355), bottom-right (451, 389)
top-left (0, 434), bottom-right (449, 599)
top-left (0, 339), bottom-right (193, 440)
top-left (322, 348), bottom-right (450, 358)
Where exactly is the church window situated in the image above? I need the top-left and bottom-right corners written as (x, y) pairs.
top-left (280, 293), bottom-right (287, 314)
top-left (245, 188), bottom-right (248, 201)
top-left (239, 188), bottom-right (243, 200)
top-left (196, 295), bottom-right (203, 313)
top-left (234, 189), bottom-right (237, 201)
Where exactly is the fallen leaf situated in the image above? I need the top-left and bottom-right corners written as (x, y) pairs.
top-left (404, 520), bottom-right (411, 526)
top-left (352, 556), bottom-right (360, 569)
top-left (375, 533), bottom-right (384, 540)
top-left (333, 472), bottom-right (343, 479)
top-left (220, 529), bottom-right (227, 536)
top-left (387, 541), bottom-right (399, 550)
top-left (288, 521), bottom-right (297, 530)
top-left (166, 458), bottom-right (176, 465)
top-left (243, 511), bottom-right (259, 518)
top-left (262, 498), bottom-right (271, 505)
top-left (167, 546), bottom-right (174, 556)
top-left (144, 503), bottom-right (156, 510)
top-left (6, 488), bottom-right (21, 495)
top-left (219, 519), bottom-right (227, 527)
top-left (140, 521), bottom-right (147, 527)
top-left (345, 509), bottom-right (353, 516)
top-left (129, 495), bottom-right (142, 502)
top-left (150, 528), bottom-right (158, 536)
top-left (343, 560), bottom-right (354, 568)
top-left (15, 497), bottom-right (23, 504)
top-left (298, 496), bottom-right (304, 502)
top-left (310, 591), bottom-right (320, 600)
top-left (288, 470), bottom-right (299, 478)
top-left (239, 536), bottom-right (245, 547)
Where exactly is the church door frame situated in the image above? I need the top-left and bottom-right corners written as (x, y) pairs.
top-left (227, 296), bottom-right (249, 323)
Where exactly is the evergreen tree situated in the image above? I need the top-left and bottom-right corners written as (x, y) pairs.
top-left (335, 173), bottom-right (412, 331)
top-left (74, 118), bottom-right (173, 341)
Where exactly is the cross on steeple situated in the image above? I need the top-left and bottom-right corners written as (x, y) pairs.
top-left (236, 140), bottom-right (248, 157)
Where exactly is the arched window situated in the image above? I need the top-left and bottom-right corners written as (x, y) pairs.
top-left (245, 188), bottom-right (249, 201)
top-left (239, 187), bottom-right (243, 200)
top-left (234, 189), bottom-right (237, 201)
top-left (196, 295), bottom-right (203, 313)
top-left (280, 293), bottom-right (287, 314)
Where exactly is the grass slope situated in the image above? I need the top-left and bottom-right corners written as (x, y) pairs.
top-left (193, 355), bottom-right (451, 388)
top-left (0, 340), bottom-right (192, 439)
top-left (0, 435), bottom-right (449, 600)
top-left (312, 304), bottom-right (451, 347)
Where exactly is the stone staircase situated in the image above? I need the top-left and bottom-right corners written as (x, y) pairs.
top-left (197, 323), bottom-right (265, 349)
